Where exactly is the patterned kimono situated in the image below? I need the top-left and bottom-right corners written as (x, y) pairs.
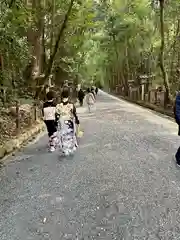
top-left (56, 99), bottom-right (79, 156)
top-left (86, 92), bottom-right (95, 113)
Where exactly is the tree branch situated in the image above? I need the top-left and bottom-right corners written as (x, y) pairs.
top-left (9, 0), bottom-right (15, 8)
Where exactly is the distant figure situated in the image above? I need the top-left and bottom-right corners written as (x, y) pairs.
top-left (91, 87), bottom-right (96, 99)
top-left (42, 91), bottom-right (58, 152)
top-left (174, 91), bottom-right (180, 166)
top-left (95, 87), bottom-right (98, 95)
top-left (56, 88), bottom-right (80, 156)
top-left (78, 88), bottom-right (85, 106)
top-left (86, 88), bottom-right (95, 113)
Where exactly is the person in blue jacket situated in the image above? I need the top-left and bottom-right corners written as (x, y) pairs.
top-left (174, 91), bottom-right (180, 166)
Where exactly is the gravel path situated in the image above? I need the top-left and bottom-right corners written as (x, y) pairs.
top-left (0, 91), bottom-right (180, 240)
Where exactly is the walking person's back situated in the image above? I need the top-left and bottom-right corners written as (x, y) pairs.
top-left (56, 88), bottom-right (80, 156)
top-left (95, 87), bottom-right (98, 95)
top-left (42, 91), bottom-right (58, 152)
top-left (91, 87), bottom-right (96, 99)
top-left (86, 88), bottom-right (95, 113)
top-left (78, 88), bottom-right (85, 106)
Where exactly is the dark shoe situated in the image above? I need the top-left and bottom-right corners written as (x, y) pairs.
top-left (175, 156), bottom-right (180, 167)
top-left (173, 155), bottom-right (180, 168)
top-left (177, 162), bottom-right (180, 168)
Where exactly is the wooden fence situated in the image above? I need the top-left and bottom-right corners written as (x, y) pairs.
top-left (113, 85), bottom-right (174, 110)
top-left (14, 100), bottom-right (42, 135)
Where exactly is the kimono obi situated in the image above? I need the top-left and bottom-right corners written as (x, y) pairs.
top-left (56, 103), bottom-right (74, 121)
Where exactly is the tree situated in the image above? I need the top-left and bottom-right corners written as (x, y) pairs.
top-left (0, 0), bottom-right (180, 105)
top-left (159, 0), bottom-right (170, 106)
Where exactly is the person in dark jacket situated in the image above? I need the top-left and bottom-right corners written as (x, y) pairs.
top-left (91, 87), bottom-right (96, 98)
top-left (78, 88), bottom-right (85, 106)
top-left (95, 87), bottom-right (98, 95)
top-left (174, 91), bottom-right (180, 166)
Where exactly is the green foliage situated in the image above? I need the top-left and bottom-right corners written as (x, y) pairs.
top-left (0, 0), bottom-right (180, 103)
top-left (74, 0), bottom-right (180, 93)
top-left (0, 1), bottom-right (31, 88)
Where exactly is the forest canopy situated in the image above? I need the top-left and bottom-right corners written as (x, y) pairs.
top-left (0, 0), bottom-right (179, 103)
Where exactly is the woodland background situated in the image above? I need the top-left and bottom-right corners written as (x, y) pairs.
top-left (0, 0), bottom-right (179, 144)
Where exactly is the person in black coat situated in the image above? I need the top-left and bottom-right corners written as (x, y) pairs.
top-left (78, 88), bottom-right (85, 106)
top-left (95, 87), bottom-right (98, 95)
top-left (174, 91), bottom-right (180, 166)
top-left (91, 87), bottom-right (96, 98)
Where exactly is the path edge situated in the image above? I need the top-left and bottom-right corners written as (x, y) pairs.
top-left (100, 90), bottom-right (175, 121)
top-left (0, 120), bottom-right (45, 161)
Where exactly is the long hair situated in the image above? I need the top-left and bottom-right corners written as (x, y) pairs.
top-left (46, 91), bottom-right (55, 101)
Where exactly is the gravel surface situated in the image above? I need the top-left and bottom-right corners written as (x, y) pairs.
top-left (1, 91), bottom-right (180, 240)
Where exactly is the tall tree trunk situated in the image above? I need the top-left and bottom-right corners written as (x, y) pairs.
top-left (26, 0), bottom-right (43, 79)
top-left (50, 0), bottom-right (55, 56)
top-left (125, 39), bottom-right (130, 80)
top-left (159, 0), bottom-right (170, 107)
top-left (35, 0), bottom-right (75, 99)
top-left (41, 23), bottom-right (46, 74)
top-left (170, 19), bottom-right (180, 82)
top-left (44, 0), bottom-right (75, 79)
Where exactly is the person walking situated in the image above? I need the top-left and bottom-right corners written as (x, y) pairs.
top-left (42, 91), bottom-right (58, 152)
top-left (174, 91), bottom-right (180, 166)
top-left (91, 86), bottom-right (96, 99)
top-left (95, 87), bottom-right (98, 95)
top-left (56, 88), bottom-right (80, 156)
top-left (86, 88), bottom-right (95, 113)
top-left (78, 88), bottom-right (85, 106)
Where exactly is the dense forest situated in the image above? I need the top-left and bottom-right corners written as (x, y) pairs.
top-left (0, 0), bottom-right (180, 105)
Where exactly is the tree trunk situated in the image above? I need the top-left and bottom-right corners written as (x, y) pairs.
top-left (50, 0), bottom-right (55, 56)
top-left (41, 23), bottom-right (46, 73)
top-left (26, 0), bottom-right (43, 79)
top-left (45, 0), bottom-right (75, 79)
top-left (159, 0), bottom-right (170, 107)
top-left (125, 40), bottom-right (130, 81)
top-left (35, 0), bottom-right (75, 99)
top-left (170, 19), bottom-right (180, 82)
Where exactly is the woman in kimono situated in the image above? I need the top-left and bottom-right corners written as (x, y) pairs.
top-left (86, 88), bottom-right (96, 113)
top-left (56, 88), bottom-right (80, 156)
